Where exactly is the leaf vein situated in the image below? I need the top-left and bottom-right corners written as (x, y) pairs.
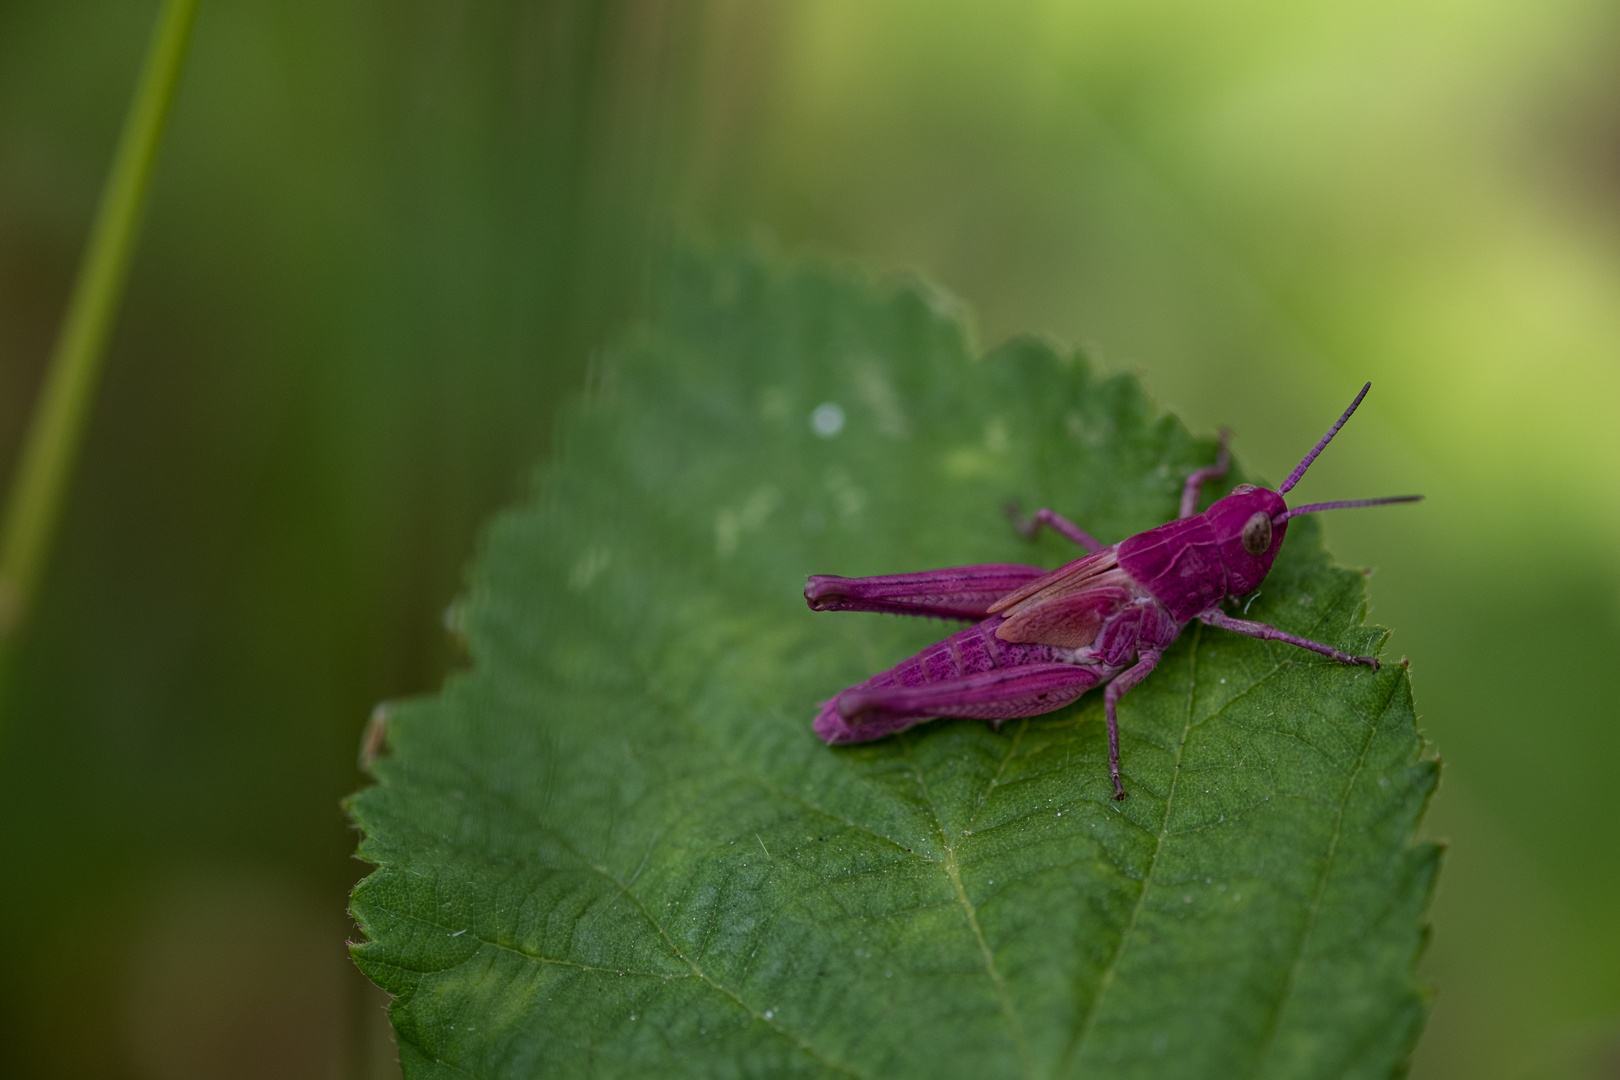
top-left (901, 734), bottom-right (1036, 1080)
top-left (587, 852), bottom-right (874, 1080)
top-left (644, 683), bottom-right (936, 861)
top-left (966, 718), bottom-right (1028, 834)
top-left (394, 1028), bottom-right (482, 1079)
top-left (396, 784), bottom-right (873, 1080)
top-left (371, 905), bottom-right (697, 980)
top-left (1243, 675), bottom-right (1402, 1077)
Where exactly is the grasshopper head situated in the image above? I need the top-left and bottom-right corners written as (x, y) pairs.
top-left (1207, 382), bottom-right (1421, 599)
top-left (1206, 484), bottom-right (1288, 595)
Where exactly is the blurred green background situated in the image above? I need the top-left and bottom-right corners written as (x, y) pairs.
top-left (2, 1), bottom-right (1617, 1077)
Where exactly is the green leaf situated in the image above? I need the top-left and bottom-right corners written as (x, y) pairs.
top-left (348, 247), bottom-right (1439, 1080)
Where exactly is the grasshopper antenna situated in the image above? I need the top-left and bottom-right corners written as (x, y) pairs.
top-left (1274, 494), bottom-right (1423, 524)
top-left (1278, 382), bottom-right (1370, 495)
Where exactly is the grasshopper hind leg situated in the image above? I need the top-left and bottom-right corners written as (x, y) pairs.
top-left (816, 662), bottom-right (1105, 744)
top-left (805, 564), bottom-right (1046, 621)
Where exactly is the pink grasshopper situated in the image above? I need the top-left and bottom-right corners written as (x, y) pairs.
top-left (805, 383), bottom-right (1419, 800)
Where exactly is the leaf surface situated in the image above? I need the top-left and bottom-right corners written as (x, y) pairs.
top-left (349, 248), bottom-right (1438, 1080)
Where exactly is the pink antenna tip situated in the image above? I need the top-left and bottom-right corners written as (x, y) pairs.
top-left (1278, 382), bottom-right (1371, 495)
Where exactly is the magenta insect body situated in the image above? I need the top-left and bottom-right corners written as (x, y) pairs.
top-left (806, 383), bottom-right (1419, 800)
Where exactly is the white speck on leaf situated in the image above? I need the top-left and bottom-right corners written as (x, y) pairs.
top-left (810, 402), bottom-right (844, 437)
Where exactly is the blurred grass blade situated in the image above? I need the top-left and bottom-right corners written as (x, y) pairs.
top-left (0, 0), bottom-right (200, 643)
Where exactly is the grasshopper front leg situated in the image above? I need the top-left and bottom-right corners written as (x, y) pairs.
top-left (1199, 609), bottom-right (1379, 669)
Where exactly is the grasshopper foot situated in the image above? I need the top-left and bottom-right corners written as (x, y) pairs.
top-left (1003, 500), bottom-right (1037, 540)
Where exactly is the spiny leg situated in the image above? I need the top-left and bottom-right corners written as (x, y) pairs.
top-left (1004, 502), bottom-right (1104, 552)
top-left (1179, 428), bottom-right (1232, 518)
top-left (805, 564), bottom-right (1046, 620)
top-left (822, 662), bottom-right (1104, 744)
top-left (839, 662), bottom-right (1102, 723)
top-left (1103, 649), bottom-right (1162, 800)
top-left (1199, 609), bottom-right (1378, 669)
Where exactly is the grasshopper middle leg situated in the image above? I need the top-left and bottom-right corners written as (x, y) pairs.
top-left (1004, 502), bottom-right (1104, 552)
top-left (1179, 428), bottom-right (1232, 518)
top-left (1104, 648), bottom-right (1162, 800)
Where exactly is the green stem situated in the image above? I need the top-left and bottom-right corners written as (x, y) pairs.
top-left (0, 0), bottom-right (200, 643)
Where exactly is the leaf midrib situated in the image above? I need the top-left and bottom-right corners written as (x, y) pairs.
top-left (1242, 676), bottom-right (1402, 1078)
top-left (902, 735), bottom-right (1037, 1080)
top-left (1057, 622), bottom-right (1205, 1077)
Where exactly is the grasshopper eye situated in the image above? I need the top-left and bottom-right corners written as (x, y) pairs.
top-left (1241, 512), bottom-right (1272, 556)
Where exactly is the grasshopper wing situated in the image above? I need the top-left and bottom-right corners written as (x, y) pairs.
top-left (989, 547), bottom-right (1135, 648)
